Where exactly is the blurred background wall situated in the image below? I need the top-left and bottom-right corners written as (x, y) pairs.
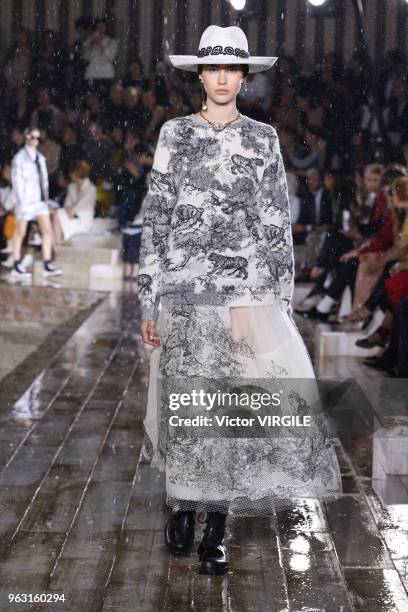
top-left (0, 0), bottom-right (406, 74)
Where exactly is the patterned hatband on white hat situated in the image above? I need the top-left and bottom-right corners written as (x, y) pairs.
top-left (168, 25), bottom-right (278, 74)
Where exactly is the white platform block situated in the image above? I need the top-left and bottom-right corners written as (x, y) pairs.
top-left (373, 425), bottom-right (408, 477)
top-left (293, 283), bottom-right (312, 308)
top-left (317, 328), bottom-right (379, 357)
top-left (32, 231), bottom-right (123, 291)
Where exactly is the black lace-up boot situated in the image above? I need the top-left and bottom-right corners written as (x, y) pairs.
top-left (197, 511), bottom-right (229, 574)
top-left (164, 510), bottom-right (196, 555)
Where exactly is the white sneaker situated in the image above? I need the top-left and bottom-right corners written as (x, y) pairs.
top-left (43, 262), bottom-right (62, 277)
top-left (10, 262), bottom-right (32, 279)
top-left (21, 253), bottom-right (34, 269)
top-left (1, 253), bottom-right (14, 269)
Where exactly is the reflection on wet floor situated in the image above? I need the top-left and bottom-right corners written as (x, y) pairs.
top-left (0, 287), bottom-right (407, 611)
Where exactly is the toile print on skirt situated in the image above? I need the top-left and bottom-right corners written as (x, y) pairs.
top-left (142, 297), bottom-right (343, 516)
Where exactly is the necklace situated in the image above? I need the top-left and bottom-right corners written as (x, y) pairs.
top-left (198, 110), bottom-right (242, 132)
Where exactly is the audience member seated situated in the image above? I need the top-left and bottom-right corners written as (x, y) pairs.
top-left (105, 83), bottom-right (127, 130)
top-left (38, 124), bottom-right (61, 179)
top-left (3, 27), bottom-right (33, 90)
top-left (114, 128), bottom-right (152, 229)
top-left (0, 20), bottom-right (407, 381)
top-left (348, 165), bottom-right (408, 323)
top-left (0, 163), bottom-right (16, 259)
top-left (60, 126), bottom-right (85, 175)
top-left (295, 170), bottom-right (356, 308)
top-left (30, 86), bottom-right (62, 136)
top-left (293, 168), bottom-right (334, 280)
top-left (52, 160), bottom-right (96, 244)
top-left (122, 57), bottom-right (148, 91)
top-left (83, 120), bottom-right (113, 183)
top-left (139, 88), bottom-right (166, 145)
top-left (122, 86), bottom-right (144, 132)
top-left (359, 294), bottom-right (408, 378)
top-left (299, 165), bottom-right (403, 321)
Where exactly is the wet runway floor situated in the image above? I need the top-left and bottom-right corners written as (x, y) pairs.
top-left (0, 287), bottom-right (407, 611)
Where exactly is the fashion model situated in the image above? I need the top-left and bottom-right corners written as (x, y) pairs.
top-left (11, 127), bottom-right (62, 279)
top-left (138, 25), bottom-right (342, 575)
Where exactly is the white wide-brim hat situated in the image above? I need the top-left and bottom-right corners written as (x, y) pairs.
top-left (169, 25), bottom-right (278, 74)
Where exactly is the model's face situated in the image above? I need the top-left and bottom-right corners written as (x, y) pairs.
top-left (26, 130), bottom-right (40, 148)
top-left (200, 64), bottom-right (245, 105)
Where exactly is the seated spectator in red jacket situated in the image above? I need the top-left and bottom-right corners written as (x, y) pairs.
top-left (300, 165), bottom-right (403, 321)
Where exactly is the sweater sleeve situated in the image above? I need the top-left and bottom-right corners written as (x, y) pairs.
top-left (137, 122), bottom-right (178, 320)
top-left (257, 127), bottom-right (295, 313)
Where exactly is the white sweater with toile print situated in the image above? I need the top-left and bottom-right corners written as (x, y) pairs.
top-left (137, 113), bottom-right (294, 321)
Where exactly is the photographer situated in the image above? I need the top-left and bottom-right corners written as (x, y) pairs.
top-left (82, 18), bottom-right (118, 96)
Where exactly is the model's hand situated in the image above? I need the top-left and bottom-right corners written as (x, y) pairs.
top-left (141, 319), bottom-right (160, 346)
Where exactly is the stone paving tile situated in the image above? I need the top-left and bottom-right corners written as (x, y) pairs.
top-left (1, 291), bottom-right (408, 611)
top-left (0, 485), bottom-right (35, 540)
top-left (276, 498), bottom-right (328, 534)
top-left (226, 527), bottom-right (290, 611)
top-left (0, 299), bottom-right (104, 413)
top-left (324, 495), bottom-right (394, 568)
top-left (279, 530), bottom-right (352, 611)
top-left (102, 530), bottom-right (170, 611)
top-left (344, 568), bottom-right (408, 612)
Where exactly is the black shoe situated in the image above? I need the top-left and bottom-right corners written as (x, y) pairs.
top-left (197, 511), bottom-right (229, 575)
top-left (294, 307), bottom-right (307, 315)
top-left (299, 306), bottom-right (330, 322)
top-left (43, 261), bottom-right (62, 277)
top-left (362, 355), bottom-right (382, 364)
top-left (362, 356), bottom-right (394, 371)
top-left (164, 510), bottom-right (195, 556)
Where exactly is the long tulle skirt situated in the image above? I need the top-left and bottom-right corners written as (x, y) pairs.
top-left (142, 298), bottom-right (342, 516)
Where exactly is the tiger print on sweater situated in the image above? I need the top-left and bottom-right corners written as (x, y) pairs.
top-left (137, 113), bottom-right (294, 320)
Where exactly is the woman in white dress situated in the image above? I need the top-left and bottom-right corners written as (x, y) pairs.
top-left (52, 160), bottom-right (96, 244)
top-left (138, 26), bottom-right (342, 575)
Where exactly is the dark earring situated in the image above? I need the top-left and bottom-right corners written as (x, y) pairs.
top-left (200, 80), bottom-right (208, 112)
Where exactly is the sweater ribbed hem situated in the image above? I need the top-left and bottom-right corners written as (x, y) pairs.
top-left (160, 289), bottom-right (285, 309)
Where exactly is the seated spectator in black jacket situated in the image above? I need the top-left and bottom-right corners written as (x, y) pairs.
top-left (122, 58), bottom-right (148, 91)
top-left (293, 168), bottom-right (333, 243)
top-left (114, 128), bottom-right (152, 228)
top-left (60, 126), bottom-right (85, 175)
top-left (83, 120), bottom-right (113, 182)
top-left (122, 86), bottom-right (145, 132)
top-left (384, 76), bottom-right (408, 158)
top-left (293, 168), bottom-right (334, 280)
top-left (104, 82), bottom-right (127, 130)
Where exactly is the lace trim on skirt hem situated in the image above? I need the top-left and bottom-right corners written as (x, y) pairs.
top-left (166, 491), bottom-right (343, 516)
